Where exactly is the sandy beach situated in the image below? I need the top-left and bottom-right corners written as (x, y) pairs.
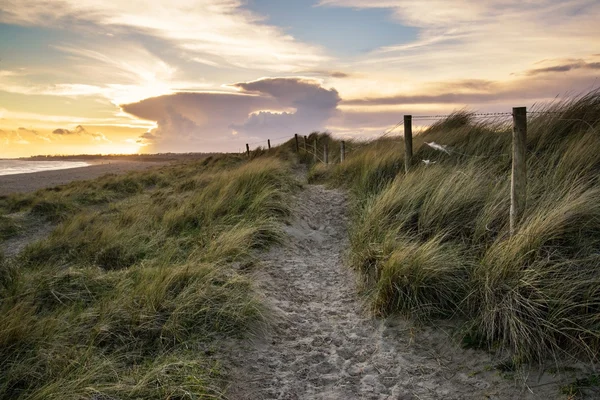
top-left (0, 160), bottom-right (167, 196)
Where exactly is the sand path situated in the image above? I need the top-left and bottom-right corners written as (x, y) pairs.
top-left (228, 183), bottom-right (565, 399)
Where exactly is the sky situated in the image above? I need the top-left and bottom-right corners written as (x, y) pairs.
top-left (0, 0), bottom-right (599, 157)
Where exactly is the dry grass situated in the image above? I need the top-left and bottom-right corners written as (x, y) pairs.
top-left (0, 153), bottom-right (296, 399)
top-left (317, 89), bottom-right (600, 363)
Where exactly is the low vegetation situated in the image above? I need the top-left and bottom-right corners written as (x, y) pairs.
top-left (312, 90), bottom-right (600, 364)
top-left (0, 154), bottom-right (297, 399)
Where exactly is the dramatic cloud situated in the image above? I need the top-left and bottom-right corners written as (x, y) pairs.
top-left (230, 78), bottom-right (341, 137)
top-left (1, 0), bottom-right (598, 157)
top-left (122, 78), bottom-right (341, 152)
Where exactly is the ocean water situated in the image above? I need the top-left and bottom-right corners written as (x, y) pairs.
top-left (0, 160), bottom-right (90, 176)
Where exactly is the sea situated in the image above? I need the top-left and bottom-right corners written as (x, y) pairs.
top-left (0, 160), bottom-right (91, 176)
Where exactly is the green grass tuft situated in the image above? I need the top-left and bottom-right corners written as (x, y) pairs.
top-left (0, 153), bottom-right (295, 398)
top-left (321, 89), bottom-right (600, 363)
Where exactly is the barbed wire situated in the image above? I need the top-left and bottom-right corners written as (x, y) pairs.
top-left (246, 108), bottom-right (599, 157)
top-left (247, 134), bottom-right (291, 147)
top-left (412, 112), bottom-right (512, 120)
top-left (380, 120), bottom-right (404, 138)
top-left (526, 110), bottom-right (566, 115)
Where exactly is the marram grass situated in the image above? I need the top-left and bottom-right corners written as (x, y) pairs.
top-left (0, 154), bottom-right (295, 399)
top-left (317, 89), bottom-right (600, 362)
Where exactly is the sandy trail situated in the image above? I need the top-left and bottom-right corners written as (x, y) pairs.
top-left (228, 183), bottom-right (563, 399)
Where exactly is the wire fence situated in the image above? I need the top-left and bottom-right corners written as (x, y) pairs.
top-left (242, 106), bottom-right (600, 236)
top-left (243, 108), bottom-right (599, 162)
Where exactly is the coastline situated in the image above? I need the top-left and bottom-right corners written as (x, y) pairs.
top-left (0, 160), bottom-right (168, 196)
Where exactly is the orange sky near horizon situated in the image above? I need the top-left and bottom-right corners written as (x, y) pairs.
top-left (1, 0), bottom-right (599, 157)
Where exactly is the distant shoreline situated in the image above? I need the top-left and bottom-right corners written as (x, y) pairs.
top-left (0, 160), bottom-right (169, 196)
top-left (15, 153), bottom-right (221, 163)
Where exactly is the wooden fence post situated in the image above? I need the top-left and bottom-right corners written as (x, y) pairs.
top-left (404, 115), bottom-right (413, 173)
top-left (246, 143), bottom-right (250, 158)
top-left (303, 135), bottom-right (307, 152)
top-left (295, 134), bottom-right (299, 153)
top-left (340, 141), bottom-right (345, 163)
top-left (313, 139), bottom-right (317, 163)
top-left (267, 139), bottom-right (271, 150)
top-left (324, 142), bottom-right (329, 164)
top-left (510, 107), bottom-right (527, 236)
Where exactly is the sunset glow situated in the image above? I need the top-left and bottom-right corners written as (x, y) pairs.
top-left (1, 0), bottom-right (599, 156)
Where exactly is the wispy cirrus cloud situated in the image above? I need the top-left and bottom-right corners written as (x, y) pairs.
top-left (319, 0), bottom-right (600, 82)
top-left (1, 0), bottom-right (330, 72)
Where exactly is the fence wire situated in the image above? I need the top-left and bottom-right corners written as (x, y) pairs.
top-left (244, 107), bottom-right (599, 160)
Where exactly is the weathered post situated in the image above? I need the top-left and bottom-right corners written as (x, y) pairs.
top-left (324, 142), bottom-right (329, 164)
top-left (267, 139), bottom-right (271, 150)
top-left (295, 134), bottom-right (299, 153)
top-left (404, 115), bottom-right (413, 173)
top-left (303, 135), bottom-right (307, 152)
top-left (510, 107), bottom-right (527, 236)
top-left (246, 143), bottom-right (250, 158)
top-left (313, 139), bottom-right (317, 163)
top-left (340, 141), bottom-right (345, 163)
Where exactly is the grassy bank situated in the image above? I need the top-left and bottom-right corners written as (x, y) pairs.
top-left (0, 154), bottom-right (296, 399)
top-left (313, 90), bottom-right (600, 363)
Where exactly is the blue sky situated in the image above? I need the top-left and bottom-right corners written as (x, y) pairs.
top-left (0, 0), bottom-right (599, 156)
top-left (246, 0), bottom-right (417, 56)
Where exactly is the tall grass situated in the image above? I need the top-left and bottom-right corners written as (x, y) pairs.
top-left (317, 90), bottom-right (600, 362)
top-left (0, 155), bottom-right (295, 399)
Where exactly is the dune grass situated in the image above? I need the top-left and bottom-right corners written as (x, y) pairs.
top-left (314, 90), bottom-right (600, 363)
top-left (0, 154), bottom-right (296, 399)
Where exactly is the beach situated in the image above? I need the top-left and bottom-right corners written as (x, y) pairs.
top-left (0, 160), bottom-right (167, 196)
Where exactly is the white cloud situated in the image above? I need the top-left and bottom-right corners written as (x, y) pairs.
top-left (1, 0), bottom-right (330, 72)
top-left (319, 0), bottom-right (600, 83)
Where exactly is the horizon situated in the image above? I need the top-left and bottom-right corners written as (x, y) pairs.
top-left (1, 0), bottom-right (599, 157)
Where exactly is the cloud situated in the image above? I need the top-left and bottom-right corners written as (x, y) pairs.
top-left (91, 132), bottom-right (110, 142)
top-left (1, 0), bottom-right (329, 73)
top-left (524, 59), bottom-right (600, 75)
top-left (50, 125), bottom-right (110, 142)
top-left (122, 77), bottom-right (341, 152)
top-left (230, 79), bottom-right (340, 138)
top-left (52, 125), bottom-right (87, 135)
top-left (342, 59), bottom-right (600, 109)
top-left (330, 72), bottom-right (351, 79)
top-left (140, 131), bottom-right (156, 140)
top-left (17, 127), bottom-right (51, 142)
top-left (0, 127), bottom-right (53, 150)
top-left (304, 70), bottom-right (353, 79)
top-left (319, 0), bottom-right (600, 84)
top-left (18, 127), bottom-right (38, 134)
